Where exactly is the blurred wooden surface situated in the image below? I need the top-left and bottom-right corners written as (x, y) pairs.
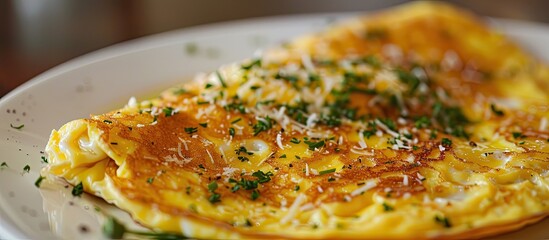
top-left (1, 0), bottom-right (549, 97)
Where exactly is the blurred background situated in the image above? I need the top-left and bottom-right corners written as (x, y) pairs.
top-left (1, 0), bottom-right (549, 97)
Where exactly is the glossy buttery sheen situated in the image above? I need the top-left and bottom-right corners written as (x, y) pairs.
top-left (43, 2), bottom-right (549, 239)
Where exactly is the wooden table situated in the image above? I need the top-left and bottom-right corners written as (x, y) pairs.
top-left (1, 0), bottom-right (548, 97)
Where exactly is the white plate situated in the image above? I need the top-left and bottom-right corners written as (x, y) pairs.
top-left (0, 13), bottom-right (548, 240)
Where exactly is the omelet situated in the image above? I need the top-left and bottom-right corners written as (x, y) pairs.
top-left (42, 2), bottom-right (549, 239)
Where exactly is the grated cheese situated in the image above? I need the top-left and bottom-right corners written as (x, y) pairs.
top-left (280, 194), bottom-right (307, 224)
top-left (351, 179), bottom-right (378, 197)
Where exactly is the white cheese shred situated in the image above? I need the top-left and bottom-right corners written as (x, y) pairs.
top-left (206, 149), bottom-right (214, 164)
top-left (351, 179), bottom-right (378, 197)
top-left (281, 194), bottom-right (307, 224)
top-left (276, 132), bottom-right (285, 150)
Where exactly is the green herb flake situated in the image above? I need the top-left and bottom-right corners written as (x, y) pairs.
top-left (512, 132), bottom-right (525, 139)
top-left (186, 186), bottom-right (191, 195)
top-left (173, 88), bottom-right (187, 95)
top-left (252, 170), bottom-right (273, 183)
top-left (242, 59), bottom-right (261, 70)
top-left (279, 154), bottom-right (287, 158)
top-left (163, 107), bottom-right (176, 117)
top-left (216, 70), bottom-right (228, 88)
top-left (185, 42), bottom-right (198, 55)
top-left (103, 120), bottom-right (112, 124)
top-left (205, 83), bottom-right (213, 89)
top-left (319, 168), bottom-right (336, 175)
top-left (253, 116), bottom-right (273, 136)
top-left (23, 164), bottom-right (30, 173)
top-left (251, 189), bottom-right (260, 200)
top-left (229, 127), bottom-right (235, 137)
top-left (382, 202), bottom-right (394, 212)
top-left (72, 182), bottom-right (84, 197)
top-left (184, 127), bottom-right (198, 134)
top-left (35, 175), bottom-right (45, 188)
top-left (295, 185), bottom-right (300, 191)
top-left (208, 181), bottom-right (221, 204)
top-left (199, 122), bottom-right (208, 128)
top-left (102, 216), bottom-right (126, 239)
top-left (290, 138), bottom-right (301, 144)
top-left (304, 140), bottom-right (325, 150)
top-left (146, 177), bottom-right (154, 184)
top-left (441, 138), bottom-right (452, 147)
top-left (490, 103), bottom-right (505, 116)
top-left (10, 123), bottom-right (24, 130)
top-left (434, 215), bottom-right (452, 228)
top-left (41, 156), bottom-right (48, 163)
top-left (0, 162), bottom-right (7, 169)
top-left (231, 118), bottom-right (242, 124)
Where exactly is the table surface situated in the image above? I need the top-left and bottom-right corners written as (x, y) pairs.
top-left (1, 0), bottom-right (549, 98)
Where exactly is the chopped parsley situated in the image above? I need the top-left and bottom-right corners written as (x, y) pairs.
top-left (295, 185), bottom-right (300, 191)
top-left (434, 215), bottom-right (452, 228)
top-left (35, 175), bottom-right (45, 188)
top-left (490, 103), bottom-right (505, 116)
top-left (252, 116), bottom-right (273, 136)
top-left (319, 168), bottom-right (336, 175)
top-left (102, 215), bottom-right (188, 239)
top-left (290, 138), bottom-right (301, 144)
top-left (146, 177), bottom-right (154, 184)
top-left (382, 202), bottom-right (394, 212)
top-left (414, 116), bottom-right (431, 129)
top-left (215, 70), bottom-right (227, 88)
top-left (162, 107), bottom-right (176, 117)
top-left (23, 164), bottom-right (30, 173)
top-left (207, 181), bottom-right (221, 203)
top-left (199, 122), bottom-right (208, 128)
top-left (10, 123), bottom-right (24, 130)
top-left (251, 170), bottom-right (273, 183)
top-left (103, 120), bottom-right (112, 124)
top-left (279, 154), bottom-right (287, 158)
top-left (229, 170), bottom-right (273, 200)
top-left (172, 88), bottom-right (187, 95)
top-left (512, 132), bottom-right (525, 139)
top-left (304, 140), bottom-right (325, 150)
top-left (229, 127), bottom-right (235, 137)
top-left (241, 59), bottom-right (261, 70)
top-left (41, 156), bottom-right (48, 163)
top-left (0, 162), bottom-right (7, 169)
top-left (251, 189), bottom-right (260, 200)
top-left (441, 138), bottom-right (452, 147)
top-left (72, 182), bottom-right (84, 197)
top-left (231, 118), bottom-right (242, 124)
top-left (184, 127), bottom-right (198, 134)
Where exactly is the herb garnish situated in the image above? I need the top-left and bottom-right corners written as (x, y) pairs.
top-left (382, 202), bottom-right (394, 212)
top-left (35, 175), bottom-right (45, 188)
top-left (184, 127), bottom-right (198, 134)
top-left (490, 103), bottom-right (504, 116)
top-left (102, 215), bottom-right (189, 239)
top-left (199, 122), bottom-right (208, 128)
top-left (304, 140), bottom-right (325, 150)
top-left (215, 70), bottom-right (227, 88)
top-left (41, 156), bottom-right (48, 163)
top-left (163, 107), bottom-right (176, 117)
top-left (434, 215), bottom-right (452, 228)
top-left (208, 181), bottom-right (221, 203)
top-left (10, 123), bottom-right (24, 130)
top-left (229, 170), bottom-right (273, 200)
top-left (319, 168), bottom-right (336, 175)
top-left (253, 116), bottom-right (273, 136)
top-left (23, 164), bottom-right (30, 173)
top-left (441, 138), bottom-right (452, 147)
top-left (242, 59), bottom-right (261, 70)
top-left (72, 182), bottom-right (84, 197)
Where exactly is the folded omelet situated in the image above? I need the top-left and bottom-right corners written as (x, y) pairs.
top-left (43, 2), bottom-right (549, 239)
